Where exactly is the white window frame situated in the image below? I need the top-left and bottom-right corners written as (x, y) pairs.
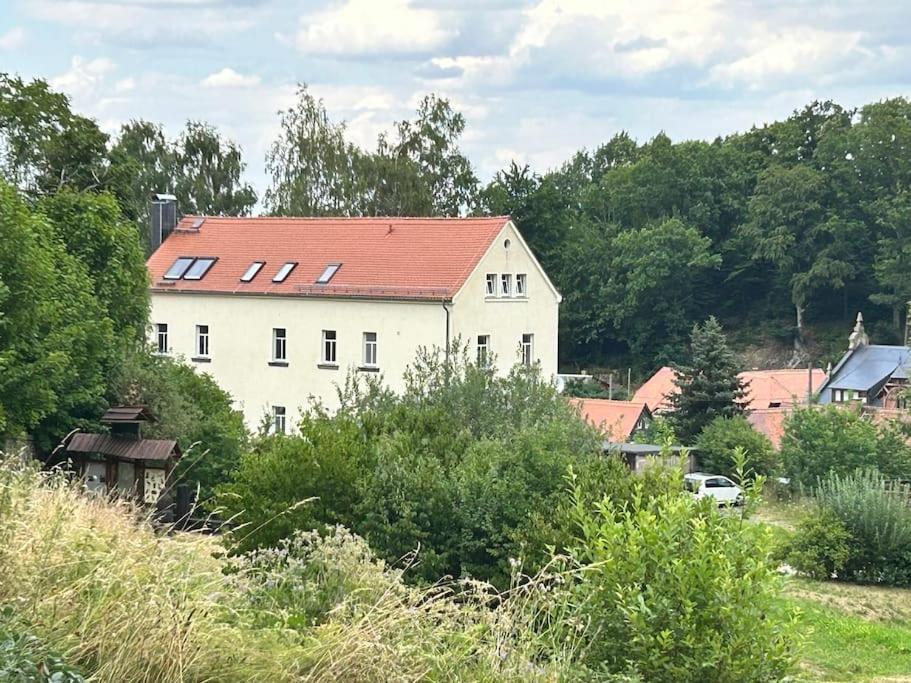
top-left (832, 388), bottom-right (846, 403)
top-left (521, 333), bottom-right (534, 366)
top-left (477, 335), bottom-right (490, 367)
top-left (240, 261), bottom-right (264, 282)
top-left (485, 273), bottom-right (497, 297)
top-left (195, 324), bottom-right (209, 357)
top-left (500, 273), bottom-right (512, 297)
top-left (155, 323), bottom-right (168, 354)
top-left (363, 332), bottom-right (378, 367)
top-left (273, 406), bottom-right (286, 434)
top-left (273, 327), bottom-right (287, 362)
top-left (516, 273), bottom-right (527, 297)
top-left (322, 330), bottom-right (337, 364)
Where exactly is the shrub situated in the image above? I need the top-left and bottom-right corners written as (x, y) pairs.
top-left (782, 509), bottom-right (852, 579)
top-left (781, 406), bottom-right (911, 489)
top-left (563, 481), bottom-right (797, 681)
top-left (0, 607), bottom-right (85, 682)
top-left (813, 468), bottom-right (911, 586)
top-left (696, 415), bottom-right (778, 477)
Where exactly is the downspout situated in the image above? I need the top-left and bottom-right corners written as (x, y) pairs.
top-left (441, 300), bottom-right (451, 361)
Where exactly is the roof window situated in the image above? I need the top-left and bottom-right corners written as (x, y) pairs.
top-left (316, 263), bottom-right (341, 284)
top-left (183, 257), bottom-right (217, 280)
top-left (240, 261), bottom-right (265, 283)
top-left (273, 261), bottom-right (297, 283)
top-left (163, 257), bottom-right (195, 280)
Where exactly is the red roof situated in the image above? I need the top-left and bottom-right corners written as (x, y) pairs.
top-left (632, 366), bottom-right (826, 413)
top-left (570, 398), bottom-right (650, 441)
top-left (146, 215), bottom-right (512, 300)
top-left (746, 408), bottom-right (789, 449)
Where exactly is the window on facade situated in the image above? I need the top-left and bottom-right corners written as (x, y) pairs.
top-left (273, 262), bottom-right (297, 283)
top-left (322, 330), bottom-right (337, 363)
top-left (363, 332), bottom-right (378, 366)
top-left (273, 406), bottom-right (286, 434)
top-left (521, 333), bottom-right (534, 366)
top-left (183, 257), bottom-right (217, 280)
top-left (477, 335), bottom-right (490, 367)
top-left (163, 257), bottom-right (194, 279)
top-left (316, 263), bottom-right (341, 284)
top-left (155, 323), bottom-right (168, 354)
top-left (515, 273), bottom-right (527, 296)
top-left (196, 324), bottom-right (209, 357)
top-left (832, 388), bottom-right (847, 403)
top-left (240, 261), bottom-right (265, 282)
top-left (500, 273), bottom-right (512, 296)
top-left (485, 273), bottom-right (497, 296)
top-left (273, 328), bottom-right (287, 361)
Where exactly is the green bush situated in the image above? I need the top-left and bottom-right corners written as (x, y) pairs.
top-left (696, 415), bottom-right (778, 477)
top-left (564, 482), bottom-right (797, 682)
top-left (0, 607), bottom-right (85, 682)
top-left (782, 509), bottom-right (851, 580)
top-left (813, 468), bottom-right (911, 586)
top-left (781, 406), bottom-right (911, 489)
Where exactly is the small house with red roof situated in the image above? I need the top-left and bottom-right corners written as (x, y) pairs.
top-left (570, 398), bottom-right (652, 442)
top-left (146, 195), bottom-right (561, 430)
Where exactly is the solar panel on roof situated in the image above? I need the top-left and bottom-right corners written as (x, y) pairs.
top-left (273, 262), bottom-right (297, 283)
top-left (240, 261), bottom-right (265, 283)
top-left (183, 257), bottom-right (217, 280)
top-left (316, 263), bottom-right (341, 284)
top-left (163, 257), bottom-right (194, 279)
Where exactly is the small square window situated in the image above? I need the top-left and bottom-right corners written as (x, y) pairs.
top-left (183, 257), bottom-right (217, 280)
top-left (500, 273), bottom-right (512, 296)
top-left (273, 328), bottom-right (287, 361)
top-left (485, 273), bottom-right (497, 296)
top-left (516, 273), bottom-right (527, 296)
top-left (316, 263), bottom-right (341, 284)
top-left (241, 261), bottom-right (265, 282)
top-left (155, 323), bottom-right (168, 354)
top-left (163, 257), bottom-right (194, 280)
top-left (196, 324), bottom-right (209, 357)
top-left (363, 332), bottom-right (378, 366)
top-left (273, 262), bottom-right (297, 283)
top-left (322, 330), bottom-right (337, 364)
top-left (273, 406), bottom-right (286, 434)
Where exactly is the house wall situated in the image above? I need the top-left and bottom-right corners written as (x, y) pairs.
top-left (451, 222), bottom-right (560, 378)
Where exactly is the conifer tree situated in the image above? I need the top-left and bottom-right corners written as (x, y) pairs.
top-left (669, 316), bottom-right (747, 443)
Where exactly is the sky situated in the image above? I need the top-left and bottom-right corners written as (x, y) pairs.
top-left (2, 0), bottom-right (911, 200)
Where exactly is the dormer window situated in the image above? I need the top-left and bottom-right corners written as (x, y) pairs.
top-left (316, 263), bottom-right (341, 284)
top-left (163, 257), bottom-right (194, 280)
top-left (273, 262), bottom-right (297, 283)
top-left (183, 257), bottom-right (217, 280)
top-left (241, 261), bottom-right (265, 282)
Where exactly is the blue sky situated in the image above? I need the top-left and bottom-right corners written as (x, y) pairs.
top-left (2, 0), bottom-right (911, 198)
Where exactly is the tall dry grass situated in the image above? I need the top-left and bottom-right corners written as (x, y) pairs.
top-left (0, 456), bottom-right (586, 682)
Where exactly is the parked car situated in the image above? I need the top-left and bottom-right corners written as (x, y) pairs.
top-left (684, 473), bottom-right (743, 506)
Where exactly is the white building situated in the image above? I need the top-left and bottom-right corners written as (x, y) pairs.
top-left (146, 201), bottom-right (561, 430)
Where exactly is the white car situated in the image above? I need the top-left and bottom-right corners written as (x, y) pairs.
top-left (684, 473), bottom-right (744, 506)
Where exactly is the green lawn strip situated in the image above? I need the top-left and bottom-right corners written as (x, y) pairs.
top-left (783, 595), bottom-right (911, 681)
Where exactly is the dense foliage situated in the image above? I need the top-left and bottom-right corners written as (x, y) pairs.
top-left (696, 415), bottom-right (777, 477)
top-left (781, 406), bottom-right (911, 489)
top-left (670, 317), bottom-right (748, 442)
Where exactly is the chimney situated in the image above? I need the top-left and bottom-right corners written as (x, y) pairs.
top-left (150, 193), bottom-right (178, 253)
top-left (848, 311), bottom-right (869, 350)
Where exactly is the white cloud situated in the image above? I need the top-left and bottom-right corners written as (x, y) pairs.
top-left (0, 26), bottom-right (26, 51)
top-left (50, 56), bottom-right (117, 95)
top-left (294, 0), bottom-right (453, 56)
top-left (114, 77), bottom-right (135, 93)
top-left (201, 68), bottom-right (262, 89)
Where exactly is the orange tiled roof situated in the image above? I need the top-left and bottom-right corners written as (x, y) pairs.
top-left (632, 366), bottom-right (826, 413)
top-left (570, 398), bottom-right (650, 441)
top-left (746, 408), bottom-right (789, 449)
top-left (146, 215), bottom-right (512, 300)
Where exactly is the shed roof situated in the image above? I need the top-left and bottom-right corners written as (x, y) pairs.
top-left (101, 405), bottom-right (157, 424)
top-left (146, 215), bottom-right (514, 301)
top-left (65, 433), bottom-right (179, 461)
top-left (570, 398), bottom-right (650, 441)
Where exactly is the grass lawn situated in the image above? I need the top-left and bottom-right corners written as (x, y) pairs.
top-left (782, 579), bottom-right (911, 682)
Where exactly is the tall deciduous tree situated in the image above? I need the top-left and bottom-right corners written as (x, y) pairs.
top-left (669, 316), bottom-right (747, 443)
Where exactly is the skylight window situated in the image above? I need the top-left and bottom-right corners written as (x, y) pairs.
top-left (273, 262), bottom-right (297, 283)
top-left (316, 263), bottom-right (341, 284)
top-left (183, 257), bottom-right (217, 280)
top-left (163, 257), bottom-right (195, 280)
top-left (240, 261), bottom-right (265, 283)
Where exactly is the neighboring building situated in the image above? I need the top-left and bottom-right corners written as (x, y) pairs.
top-left (571, 398), bottom-right (651, 441)
top-left (817, 312), bottom-right (910, 408)
top-left (146, 197), bottom-right (561, 429)
top-left (746, 407), bottom-right (789, 449)
top-left (606, 442), bottom-right (697, 474)
top-left (60, 406), bottom-right (181, 510)
top-left (633, 366), bottom-right (825, 413)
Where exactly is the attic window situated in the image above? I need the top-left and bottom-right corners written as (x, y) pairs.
top-left (316, 263), bottom-right (341, 284)
top-left (183, 257), bottom-right (217, 280)
top-left (163, 257), bottom-right (195, 280)
top-left (273, 261), bottom-right (297, 283)
top-left (240, 261), bottom-right (265, 283)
